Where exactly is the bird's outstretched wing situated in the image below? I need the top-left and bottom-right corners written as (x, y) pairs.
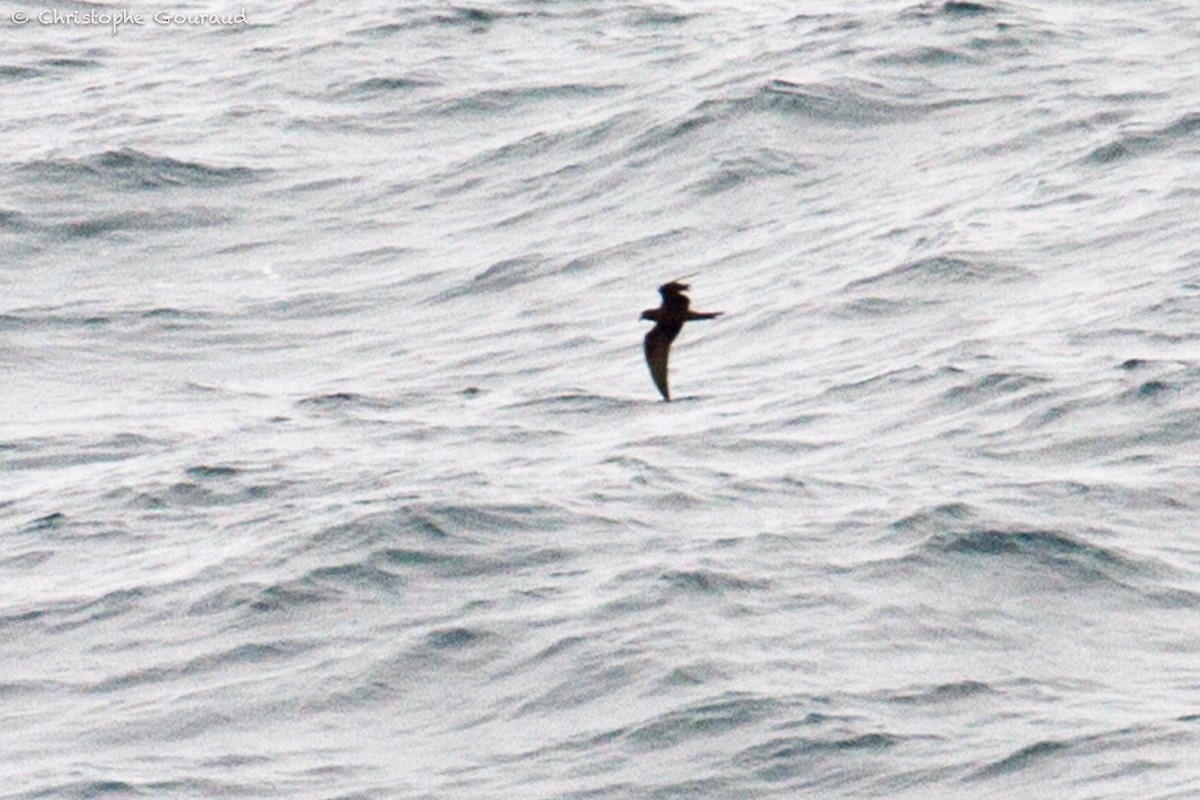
top-left (644, 324), bottom-right (672, 401)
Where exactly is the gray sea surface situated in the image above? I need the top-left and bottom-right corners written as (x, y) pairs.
top-left (3, 1), bottom-right (1200, 798)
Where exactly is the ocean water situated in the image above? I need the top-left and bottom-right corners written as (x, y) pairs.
top-left (2, 0), bottom-right (1200, 797)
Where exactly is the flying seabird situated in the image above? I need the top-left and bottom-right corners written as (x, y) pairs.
top-left (640, 280), bottom-right (722, 401)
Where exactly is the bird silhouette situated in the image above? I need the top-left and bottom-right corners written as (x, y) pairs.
top-left (640, 280), bottom-right (722, 401)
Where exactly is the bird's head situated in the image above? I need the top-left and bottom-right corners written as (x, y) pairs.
top-left (640, 308), bottom-right (660, 322)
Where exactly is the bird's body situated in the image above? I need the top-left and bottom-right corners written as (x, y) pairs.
top-left (640, 280), bottom-right (722, 401)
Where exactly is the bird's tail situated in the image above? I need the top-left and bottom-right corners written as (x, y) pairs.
top-left (686, 311), bottom-right (723, 320)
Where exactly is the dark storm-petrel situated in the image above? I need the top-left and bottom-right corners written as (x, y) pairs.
top-left (640, 280), bottom-right (722, 401)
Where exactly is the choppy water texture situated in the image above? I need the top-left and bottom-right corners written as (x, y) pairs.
top-left (3, 1), bottom-right (1200, 798)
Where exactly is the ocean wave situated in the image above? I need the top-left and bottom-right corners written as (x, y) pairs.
top-left (17, 148), bottom-right (260, 190)
top-left (845, 253), bottom-right (1029, 291)
top-left (760, 78), bottom-right (964, 124)
top-left (735, 731), bottom-right (901, 781)
top-left (970, 739), bottom-right (1069, 778)
top-left (1084, 111), bottom-right (1200, 165)
top-left (53, 208), bottom-right (229, 239)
